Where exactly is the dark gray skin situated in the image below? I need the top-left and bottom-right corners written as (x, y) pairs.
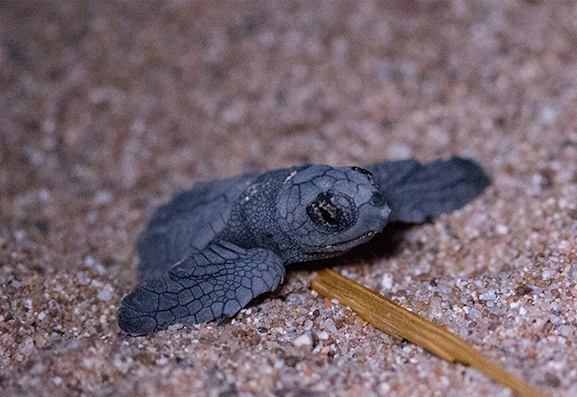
top-left (118, 157), bottom-right (490, 335)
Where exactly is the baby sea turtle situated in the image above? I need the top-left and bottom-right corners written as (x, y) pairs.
top-left (118, 157), bottom-right (490, 335)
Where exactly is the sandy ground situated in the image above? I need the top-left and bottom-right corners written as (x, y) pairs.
top-left (1, 1), bottom-right (577, 396)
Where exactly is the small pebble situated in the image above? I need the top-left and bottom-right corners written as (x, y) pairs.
top-left (97, 284), bottom-right (114, 301)
top-left (294, 333), bottom-right (313, 347)
top-left (381, 273), bottom-right (394, 289)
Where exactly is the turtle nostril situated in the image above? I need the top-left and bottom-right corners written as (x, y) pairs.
top-left (370, 191), bottom-right (388, 207)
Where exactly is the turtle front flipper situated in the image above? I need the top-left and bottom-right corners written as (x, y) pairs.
top-left (118, 242), bottom-right (284, 335)
top-left (365, 157), bottom-right (490, 223)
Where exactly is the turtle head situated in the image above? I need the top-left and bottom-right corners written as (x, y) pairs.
top-left (275, 165), bottom-right (390, 263)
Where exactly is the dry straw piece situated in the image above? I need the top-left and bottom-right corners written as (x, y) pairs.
top-left (312, 269), bottom-right (546, 397)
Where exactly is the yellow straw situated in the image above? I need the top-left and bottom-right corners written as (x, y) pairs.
top-left (312, 269), bottom-right (546, 397)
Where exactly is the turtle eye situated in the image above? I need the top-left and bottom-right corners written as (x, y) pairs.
top-left (306, 192), bottom-right (357, 232)
top-left (351, 166), bottom-right (379, 189)
top-left (351, 166), bottom-right (372, 176)
top-left (317, 200), bottom-right (339, 225)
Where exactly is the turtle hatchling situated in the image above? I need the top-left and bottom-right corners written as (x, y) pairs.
top-left (118, 157), bottom-right (490, 335)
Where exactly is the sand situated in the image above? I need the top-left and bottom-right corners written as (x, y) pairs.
top-left (1, 1), bottom-right (576, 395)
